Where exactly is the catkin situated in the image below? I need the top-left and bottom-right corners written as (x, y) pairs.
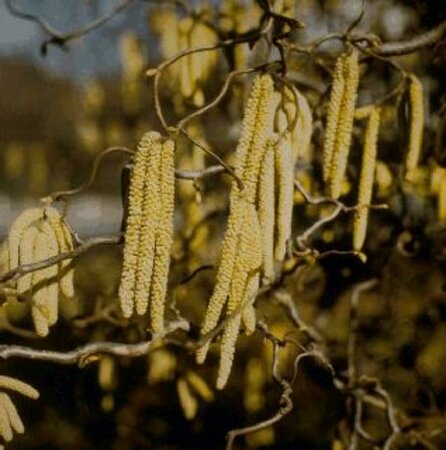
top-left (258, 139), bottom-right (275, 281)
top-left (133, 135), bottom-right (162, 316)
top-left (32, 221), bottom-right (59, 334)
top-left (197, 74), bottom-right (273, 365)
top-left (45, 207), bottom-right (75, 298)
top-left (353, 107), bottom-right (381, 251)
top-left (275, 139), bottom-right (294, 261)
top-left (241, 272), bottom-right (260, 336)
top-left (217, 202), bottom-right (262, 390)
top-left (0, 399), bottom-right (12, 442)
top-left (323, 54), bottom-right (346, 184)
top-left (119, 132), bottom-right (175, 331)
top-left (8, 208), bottom-right (43, 270)
top-left (329, 49), bottom-right (360, 199)
top-left (1, 393), bottom-right (24, 435)
top-left (438, 175), bottom-right (446, 223)
top-left (17, 226), bottom-right (38, 295)
top-left (177, 378), bottom-right (198, 420)
top-left (149, 139), bottom-right (175, 333)
top-left (186, 371), bottom-right (214, 402)
top-left (0, 376), bottom-right (39, 399)
top-left (119, 132), bottom-right (153, 318)
top-left (405, 75), bottom-right (424, 181)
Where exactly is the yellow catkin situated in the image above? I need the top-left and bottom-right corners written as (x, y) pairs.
top-left (275, 139), bottom-right (294, 261)
top-left (0, 398), bottom-right (12, 442)
top-left (258, 139), bottom-right (275, 281)
top-left (353, 107), bottom-right (381, 251)
top-left (98, 357), bottom-right (117, 391)
top-left (32, 221), bottom-right (59, 335)
top-left (186, 371), bottom-right (214, 402)
top-left (217, 203), bottom-right (262, 390)
top-left (45, 207), bottom-right (75, 298)
top-left (195, 207), bottom-right (242, 364)
top-left (323, 54), bottom-right (346, 183)
top-left (233, 74), bottom-right (275, 185)
top-left (405, 74), bottom-right (424, 181)
top-left (438, 175), bottom-right (446, 223)
top-left (8, 208), bottom-right (43, 270)
top-left (241, 272), bottom-right (260, 335)
top-left (0, 393), bottom-right (24, 434)
top-left (119, 132), bottom-right (152, 318)
top-left (17, 226), bottom-right (38, 295)
top-left (0, 376), bottom-right (39, 399)
top-left (147, 348), bottom-right (177, 385)
top-left (177, 378), bottom-right (198, 420)
top-left (150, 139), bottom-right (175, 333)
top-left (276, 86), bottom-right (313, 163)
top-left (197, 75), bottom-right (273, 364)
top-left (133, 134), bottom-right (162, 316)
top-left (329, 49), bottom-right (360, 199)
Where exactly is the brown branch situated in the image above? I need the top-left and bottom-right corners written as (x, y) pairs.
top-left (0, 319), bottom-right (189, 364)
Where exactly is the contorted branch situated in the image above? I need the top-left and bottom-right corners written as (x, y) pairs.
top-left (0, 318), bottom-right (189, 364)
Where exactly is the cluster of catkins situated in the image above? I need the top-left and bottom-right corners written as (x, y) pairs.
top-left (322, 48), bottom-right (425, 252)
top-left (196, 74), bottom-right (312, 388)
top-left (0, 375), bottom-right (39, 446)
top-left (3, 206), bottom-right (74, 336)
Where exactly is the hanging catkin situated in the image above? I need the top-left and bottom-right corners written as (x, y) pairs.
top-left (119, 132), bottom-right (175, 332)
top-left (353, 107), bottom-right (381, 252)
top-left (405, 74), bottom-right (424, 181)
top-left (196, 74), bottom-right (273, 382)
top-left (258, 138), bottom-right (275, 281)
top-left (329, 49), bottom-right (360, 199)
top-left (6, 207), bottom-right (75, 336)
top-left (323, 49), bottom-right (360, 198)
top-left (0, 376), bottom-right (38, 444)
top-left (323, 53), bottom-right (346, 184)
top-left (274, 139), bottom-right (294, 261)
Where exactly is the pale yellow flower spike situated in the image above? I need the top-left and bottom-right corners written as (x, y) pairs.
top-left (32, 221), bottom-right (59, 330)
top-left (233, 74), bottom-right (274, 184)
top-left (197, 75), bottom-right (273, 363)
top-left (0, 393), bottom-right (24, 435)
top-left (8, 208), bottom-right (43, 270)
top-left (438, 175), bottom-right (446, 223)
top-left (353, 107), bottom-right (381, 252)
top-left (150, 138), bottom-right (175, 333)
top-left (134, 133), bottom-right (162, 316)
top-left (177, 378), bottom-right (198, 420)
top-left (119, 132), bottom-right (152, 318)
top-left (196, 209), bottom-right (242, 364)
top-left (17, 226), bottom-right (38, 295)
top-left (45, 207), bottom-right (75, 298)
top-left (323, 54), bottom-right (346, 184)
top-left (0, 399), bottom-right (12, 442)
top-left (275, 139), bottom-right (294, 261)
top-left (330, 49), bottom-right (360, 199)
top-left (186, 371), bottom-right (214, 402)
top-left (405, 74), bottom-right (424, 181)
top-left (0, 376), bottom-right (40, 399)
top-left (217, 202), bottom-right (262, 389)
top-left (258, 139), bottom-right (275, 281)
top-left (295, 90), bottom-right (313, 163)
top-left (241, 272), bottom-right (260, 336)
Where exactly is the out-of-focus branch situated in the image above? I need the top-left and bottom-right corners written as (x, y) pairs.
top-left (0, 318), bottom-right (189, 364)
top-left (5, 0), bottom-right (136, 55)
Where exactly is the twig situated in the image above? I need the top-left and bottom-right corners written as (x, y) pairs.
top-left (0, 237), bottom-right (120, 284)
top-left (0, 319), bottom-right (189, 364)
